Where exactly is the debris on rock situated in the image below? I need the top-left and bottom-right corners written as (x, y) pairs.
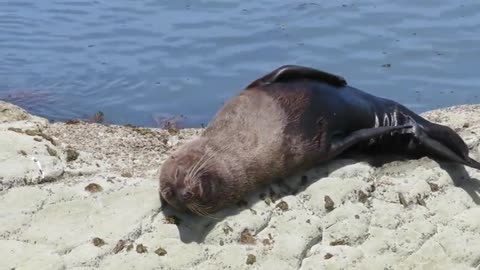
top-left (240, 229), bottom-right (256, 245)
top-left (84, 183), bottom-right (103, 193)
top-left (246, 254), bottom-right (256, 265)
top-left (324, 195), bottom-right (335, 212)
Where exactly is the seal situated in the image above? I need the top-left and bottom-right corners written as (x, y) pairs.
top-left (159, 65), bottom-right (480, 215)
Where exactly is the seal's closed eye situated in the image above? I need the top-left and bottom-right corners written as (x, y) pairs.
top-left (245, 64), bottom-right (347, 89)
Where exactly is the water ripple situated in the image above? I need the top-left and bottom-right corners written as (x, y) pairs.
top-left (1, 0), bottom-right (480, 127)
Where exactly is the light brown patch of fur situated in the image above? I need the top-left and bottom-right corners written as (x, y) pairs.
top-left (159, 85), bottom-right (328, 214)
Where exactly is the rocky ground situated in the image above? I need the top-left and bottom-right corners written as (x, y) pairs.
top-left (1, 100), bottom-right (480, 270)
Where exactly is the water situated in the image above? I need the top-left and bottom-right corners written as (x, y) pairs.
top-left (1, 1), bottom-right (480, 127)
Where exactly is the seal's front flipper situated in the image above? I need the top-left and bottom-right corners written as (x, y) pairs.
top-left (328, 125), bottom-right (412, 159)
top-left (246, 65), bottom-right (347, 89)
top-left (416, 131), bottom-right (480, 170)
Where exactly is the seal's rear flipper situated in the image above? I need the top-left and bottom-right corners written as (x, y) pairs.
top-left (328, 125), bottom-right (412, 158)
top-left (424, 123), bottom-right (470, 161)
top-left (416, 131), bottom-right (480, 170)
top-left (246, 65), bottom-right (347, 89)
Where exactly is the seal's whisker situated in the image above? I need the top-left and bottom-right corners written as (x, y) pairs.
top-left (187, 150), bottom-right (212, 181)
top-left (189, 204), bottom-right (207, 217)
top-left (189, 151), bottom-right (215, 184)
top-left (187, 204), bottom-right (201, 216)
top-left (192, 155), bottom-right (214, 178)
top-left (193, 203), bottom-right (221, 220)
top-left (198, 151), bottom-right (216, 171)
top-left (190, 159), bottom-right (216, 185)
top-left (174, 168), bottom-right (179, 182)
top-left (186, 156), bottom-right (201, 180)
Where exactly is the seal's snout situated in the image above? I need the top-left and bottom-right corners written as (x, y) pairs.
top-left (178, 189), bottom-right (194, 203)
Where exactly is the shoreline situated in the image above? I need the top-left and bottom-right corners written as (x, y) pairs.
top-left (1, 100), bottom-right (480, 270)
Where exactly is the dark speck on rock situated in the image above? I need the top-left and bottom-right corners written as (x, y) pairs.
top-left (240, 229), bottom-right (256, 245)
top-left (136, 244), bottom-right (147, 253)
top-left (7, 127), bottom-right (23, 133)
top-left (92, 237), bottom-right (106, 247)
top-left (65, 119), bottom-right (81, 124)
top-left (121, 171), bottom-right (133, 178)
top-left (330, 239), bottom-right (346, 246)
top-left (113, 240), bottom-right (125, 254)
top-left (275, 201), bottom-right (289, 211)
top-left (24, 129), bottom-right (39, 136)
top-left (24, 129), bottom-right (57, 146)
top-left (46, 145), bottom-right (57, 157)
top-left (324, 253), bottom-right (334, 259)
top-left (324, 195), bottom-right (335, 212)
top-left (223, 224), bottom-right (234, 235)
top-left (358, 190), bottom-right (368, 203)
top-left (155, 247), bottom-right (167, 256)
top-left (246, 254), bottom-right (256, 265)
top-left (416, 196), bottom-right (426, 207)
top-left (428, 182), bottom-right (440, 192)
top-left (66, 148), bottom-right (79, 162)
top-left (85, 183), bottom-right (103, 193)
top-left (398, 192), bottom-right (408, 207)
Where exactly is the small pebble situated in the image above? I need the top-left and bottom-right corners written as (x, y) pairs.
top-left (66, 148), bottom-right (79, 162)
top-left (324, 253), bottom-right (334, 259)
top-left (240, 229), bottom-right (256, 245)
top-left (246, 254), bottom-right (256, 265)
top-left (324, 195), bottom-right (335, 212)
top-left (398, 192), bottom-right (408, 207)
top-left (85, 183), bottom-right (103, 193)
top-left (92, 237), bottom-right (105, 247)
top-left (136, 244), bottom-right (147, 253)
top-left (275, 201), bottom-right (289, 211)
top-left (113, 240), bottom-right (125, 254)
top-left (428, 182), bottom-right (440, 192)
top-left (155, 247), bottom-right (167, 256)
top-left (121, 171), bottom-right (133, 178)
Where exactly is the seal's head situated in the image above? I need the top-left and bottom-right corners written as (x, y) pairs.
top-left (159, 138), bottom-right (229, 216)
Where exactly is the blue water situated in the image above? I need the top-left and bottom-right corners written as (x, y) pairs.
top-left (1, 1), bottom-right (480, 127)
